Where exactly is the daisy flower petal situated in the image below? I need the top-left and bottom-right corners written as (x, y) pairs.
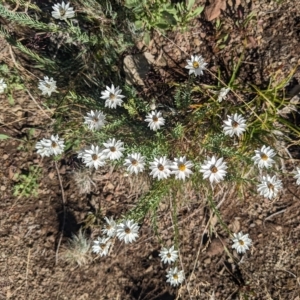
top-left (222, 113), bottom-right (247, 137)
top-left (52, 1), bottom-right (75, 20)
top-left (171, 156), bottom-right (194, 181)
top-left (252, 145), bottom-right (276, 169)
top-left (92, 236), bottom-right (111, 257)
top-left (124, 153), bottom-right (145, 174)
top-left (200, 156), bottom-right (227, 183)
top-left (149, 156), bottom-right (172, 180)
top-left (145, 110), bottom-right (165, 131)
top-left (116, 219), bottom-right (139, 244)
top-left (185, 55), bottom-right (207, 76)
top-left (166, 267), bottom-right (185, 287)
top-left (38, 76), bottom-right (58, 96)
top-left (81, 145), bottom-right (106, 169)
top-left (257, 175), bottom-right (282, 199)
top-left (100, 84), bottom-right (125, 109)
top-left (159, 245), bottom-right (178, 264)
top-left (84, 110), bottom-right (106, 130)
top-left (231, 232), bottom-right (252, 254)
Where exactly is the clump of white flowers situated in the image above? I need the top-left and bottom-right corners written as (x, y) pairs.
top-left (0, 78), bottom-right (7, 93)
top-left (166, 267), bottom-right (185, 287)
top-left (52, 1), bottom-right (75, 20)
top-left (231, 232), bottom-right (252, 254)
top-left (84, 110), bottom-right (106, 131)
top-left (38, 76), bottom-right (58, 96)
top-left (35, 134), bottom-right (65, 157)
top-left (252, 145), bottom-right (276, 169)
top-left (200, 156), bottom-right (227, 183)
top-left (145, 110), bottom-right (165, 131)
top-left (159, 245), bottom-right (178, 264)
top-left (223, 113), bottom-right (247, 137)
top-left (257, 175), bottom-right (282, 199)
top-left (116, 219), bottom-right (139, 244)
top-left (100, 84), bottom-right (125, 109)
top-left (185, 54), bottom-right (207, 76)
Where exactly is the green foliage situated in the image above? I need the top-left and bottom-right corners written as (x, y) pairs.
top-left (13, 165), bottom-right (42, 198)
top-left (0, 4), bottom-right (56, 31)
top-left (125, 0), bottom-right (203, 43)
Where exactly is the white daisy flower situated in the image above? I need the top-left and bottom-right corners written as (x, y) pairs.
top-left (252, 145), bottom-right (276, 169)
top-left (200, 156), bottom-right (227, 184)
top-left (171, 156), bottom-right (194, 181)
top-left (159, 245), bottom-right (178, 264)
top-left (38, 76), bottom-right (58, 96)
top-left (293, 167), bottom-right (300, 185)
top-left (82, 145), bottom-right (106, 169)
top-left (257, 175), bottom-right (282, 199)
top-left (100, 84), bottom-right (125, 109)
top-left (92, 236), bottom-right (111, 257)
top-left (149, 156), bottom-right (172, 180)
top-left (52, 1), bottom-right (75, 20)
top-left (84, 110), bottom-right (106, 131)
top-left (144, 110), bottom-right (165, 131)
top-left (35, 134), bottom-right (65, 157)
top-left (116, 219), bottom-right (139, 244)
top-left (0, 78), bottom-right (7, 93)
top-left (231, 232), bottom-right (252, 254)
top-left (223, 113), bottom-right (247, 137)
top-left (101, 138), bottom-right (124, 161)
top-left (185, 54), bottom-right (207, 76)
top-left (102, 216), bottom-right (117, 238)
top-left (217, 87), bottom-right (230, 102)
top-left (124, 153), bottom-right (145, 174)
top-left (166, 267), bottom-right (185, 287)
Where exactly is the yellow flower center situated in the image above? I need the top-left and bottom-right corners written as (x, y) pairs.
top-left (92, 154), bottom-right (98, 161)
top-left (158, 164), bottom-right (164, 171)
top-left (210, 166), bottom-right (218, 173)
top-left (51, 142), bottom-right (57, 148)
top-left (238, 239), bottom-right (244, 245)
top-left (193, 61), bottom-right (199, 69)
top-left (131, 159), bottom-right (138, 166)
top-left (178, 164), bottom-right (186, 171)
top-left (232, 121), bottom-right (239, 128)
top-left (167, 253), bottom-right (171, 258)
top-left (110, 146), bottom-right (116, 152)
top-left (109, 93), bottom-right (116, 100)
top-left (173, 274), bottom-right (178, 280)
top-left (261, 153), bottom-right (268, 160)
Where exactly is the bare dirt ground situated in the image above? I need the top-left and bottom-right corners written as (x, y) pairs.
top-left (1, 0), bottom-right (300, 299)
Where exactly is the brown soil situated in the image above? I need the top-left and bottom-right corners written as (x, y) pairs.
top-left (1, 0), bottom-right (300, 299)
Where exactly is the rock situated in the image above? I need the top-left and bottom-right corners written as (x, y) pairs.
top-left (123, 54), bottom-right (151, 86)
